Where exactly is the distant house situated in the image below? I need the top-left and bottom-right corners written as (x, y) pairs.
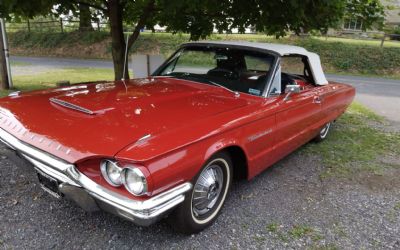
top-left (342, 0), bottom-right (399, 32)
top-left (385, 0), bottom-right (400, 26)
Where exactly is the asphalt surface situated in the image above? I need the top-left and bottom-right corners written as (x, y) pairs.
top-left (326, 74), bottom-right (400, 128)
top-left (11, 55), bottom-right (113, 69)
top-left (0, 56), bottom-right (399, 249)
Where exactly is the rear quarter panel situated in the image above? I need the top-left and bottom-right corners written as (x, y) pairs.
top-left (318, 82), bottom-right (356, 125)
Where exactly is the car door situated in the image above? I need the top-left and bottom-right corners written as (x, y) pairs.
top-left (268, 56), bottom-right (323, 163)
top-left (272, 88), bottom-right (322, 161)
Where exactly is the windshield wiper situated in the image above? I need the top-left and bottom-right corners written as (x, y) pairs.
top-left (206, 80), bottom-right (240, 97)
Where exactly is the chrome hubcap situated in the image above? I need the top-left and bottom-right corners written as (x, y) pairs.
top-left (192, 164), bottom-right (224, 217)
top-left (320, 123), bottom-right (331, 138)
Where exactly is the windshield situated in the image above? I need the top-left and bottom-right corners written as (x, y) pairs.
top-left (154, 46), bottom-right (276, 97)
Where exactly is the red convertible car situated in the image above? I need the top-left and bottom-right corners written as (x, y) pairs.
top-left (0, 41), bottom-right (354, 233)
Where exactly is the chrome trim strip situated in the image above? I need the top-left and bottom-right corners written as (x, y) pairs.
top-left (50, 97), bottom-right (94, 115)
top-left (0, 129), bottom-right (72, 172)
top-left (0, 128), bottom-right (192, 223)
top-left (264, 56), bottom-right (281, 98)
top-left (70, 164), bottom-right (192, 215)
top-left (22, 154), bottom-right (79, 186)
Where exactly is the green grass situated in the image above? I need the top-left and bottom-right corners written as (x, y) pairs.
top-left (0, 67), bottom-right (114, 97)
top-left (302, 102), bottom-right (400, 178)
top-left (266, 224), bottom-right (323, 243)
top-left (10, 61), bottom-right (32, 67)
top-left (288, 225), bottom-right (314, 239)
top-left (266, 223), bottom-right (279, 233)
top-left (314, 36), bottom-right (400, 48)
top-left (9, 31), bottom-right (110, 48)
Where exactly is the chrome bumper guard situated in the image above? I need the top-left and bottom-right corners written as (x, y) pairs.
top-left (0, 129), bottom-right (192, 226)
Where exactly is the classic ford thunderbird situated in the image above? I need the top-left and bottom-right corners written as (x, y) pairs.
top-left (0, 41), bottom-right (354, 233)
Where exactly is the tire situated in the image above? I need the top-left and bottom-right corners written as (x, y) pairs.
top-left (314, 122), bottom-right (332, 142)
top-left (168, 151), bottom-right (233, 234)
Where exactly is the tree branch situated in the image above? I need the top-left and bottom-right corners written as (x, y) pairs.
top-left (127, 0), bottom-right (156, 49)
top-left (69, 0), bottom-right (107, 12)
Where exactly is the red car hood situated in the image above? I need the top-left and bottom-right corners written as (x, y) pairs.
top-left (0, 77), bottom-right (249, 163)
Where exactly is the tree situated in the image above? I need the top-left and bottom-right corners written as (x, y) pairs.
top-left (0, 0), bottom-right (385, 80)
top-left (345, 0), bottom-right (385, 30)
top-left (78, 4), bottom-right (94, 31)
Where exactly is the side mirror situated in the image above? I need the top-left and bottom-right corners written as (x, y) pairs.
top-left (283, 84), bottom-right (301, 101)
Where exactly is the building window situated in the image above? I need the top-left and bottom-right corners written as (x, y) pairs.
top-left (343, 18), bottom-right (363, 31)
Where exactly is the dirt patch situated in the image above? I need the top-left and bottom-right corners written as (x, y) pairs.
top-left (354, 168), bottom-right (400, 192)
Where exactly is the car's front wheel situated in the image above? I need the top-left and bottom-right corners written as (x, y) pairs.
top-left (168, 152), bottom-right (232, 234)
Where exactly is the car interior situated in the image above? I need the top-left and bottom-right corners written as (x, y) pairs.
top-left (157, 47), bottom-right (316, 97)
top-left (205, 52), bottom-right (271, 96)
top-left (279, 55), bottom-right (315, 93)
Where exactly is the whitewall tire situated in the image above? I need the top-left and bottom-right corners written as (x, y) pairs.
top-left (168, 152), bottom-right (232, 234)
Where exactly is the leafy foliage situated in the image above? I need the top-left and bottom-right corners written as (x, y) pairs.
top-left (345, 0), bottom-right (385, 30)
top-left (0, 0), bottom-right (386, 79)
top-left (1, 0), bottom-right (386, 39)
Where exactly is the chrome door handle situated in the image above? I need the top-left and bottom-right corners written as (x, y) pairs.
top-left (313, 96), bottom-right (322, 104)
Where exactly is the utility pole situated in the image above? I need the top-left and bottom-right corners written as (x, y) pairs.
top-left (0, 18), bottom-right (12, 90)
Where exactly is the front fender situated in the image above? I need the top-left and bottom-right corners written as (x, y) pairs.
top-left (116, 129), bottom-right (247, 196)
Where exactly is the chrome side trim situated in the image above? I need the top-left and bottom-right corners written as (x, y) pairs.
top-left (0, 128), bottom-right (192, 225)
top-left (70, 164), bottom-right (191, 215)
top-left (23, 154), bottom-right (79, 186)
top-left (50, 97), bottom-right (94, 115)
top-left (0, 128), bottom-right (72, 172)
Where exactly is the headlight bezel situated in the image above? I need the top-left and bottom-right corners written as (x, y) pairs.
top-left (121, 167), bottom-right (148, 196)
top-left (100, 159), bottom-right (123, 187)
top-left (100, 160), bottom-right (149, 196)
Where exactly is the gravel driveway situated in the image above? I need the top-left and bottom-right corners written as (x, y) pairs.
top-left (1, 141), bottom-right (399, 249)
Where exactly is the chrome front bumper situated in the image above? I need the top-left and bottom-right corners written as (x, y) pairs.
top-left (0, 128), bottom-right (192, 226)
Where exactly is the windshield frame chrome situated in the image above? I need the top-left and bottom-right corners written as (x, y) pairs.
top-left (152, 44), bottom-right (280, 99)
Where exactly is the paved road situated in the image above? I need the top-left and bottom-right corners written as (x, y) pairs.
top-left (10, 56), bottom-right (400, 126)
top-left (11, 55), bottom-right (113, 69)
top-left (326, 74), bottom-right (400, 127)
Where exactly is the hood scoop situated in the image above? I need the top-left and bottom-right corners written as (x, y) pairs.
top-left (50, 97), bottom-right (95, 115)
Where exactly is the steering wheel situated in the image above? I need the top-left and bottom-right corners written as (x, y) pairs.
top-left (207, 68), bottom-right (238, 79)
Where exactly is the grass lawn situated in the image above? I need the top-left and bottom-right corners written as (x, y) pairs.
top-left (10, 61), bottom-right (32, 67)
top-left (302, 102), bottom-right (400, 178)
top-left (313, 36), bottom-right (400, 48)
top-left (0, 67), bottom-right (114, 97)
top-left (137, 32), bottom-right (400, 48)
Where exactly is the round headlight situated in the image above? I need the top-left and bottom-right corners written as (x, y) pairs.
top-left (122, 168), bottom-right (148, 196)
top-left (100, 160), bottom-right (123, 187)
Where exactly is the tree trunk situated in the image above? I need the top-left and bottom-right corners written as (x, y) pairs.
top-left (79, 4), bottom-right (94, 32)
top-left (0, 21), bottom-right (10, 90)
top-left (108, 0), bottom-right (129, 80)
